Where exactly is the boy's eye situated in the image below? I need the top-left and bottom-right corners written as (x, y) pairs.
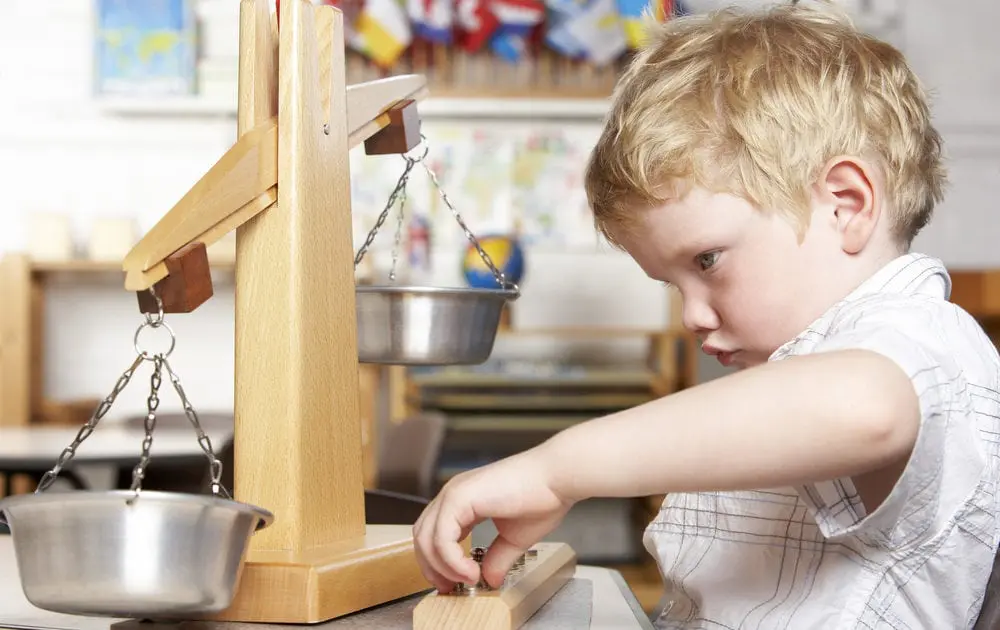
top-left (696, 251), bottom-right (720, 271)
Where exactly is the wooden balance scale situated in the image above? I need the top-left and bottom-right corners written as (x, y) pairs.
top-left (113, 0), bottom-right (575, 627)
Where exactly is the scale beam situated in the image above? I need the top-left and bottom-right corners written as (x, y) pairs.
top-left (122, 77), bottom-right (427, 293)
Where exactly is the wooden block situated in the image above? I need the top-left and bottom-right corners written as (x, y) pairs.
top-left (412, 542), bottom-right (577, 630)
top-left (37, 398), bottom-right (102, 426)
top-left (364, 99), bottom-right (421, 155)
top-left (136, 242), bottom-right (214, 314)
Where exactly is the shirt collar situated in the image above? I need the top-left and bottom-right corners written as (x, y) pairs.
top-left (769, 253), bottom-right (951, 361)
top-left (834, 252), bottom-right (951, 304)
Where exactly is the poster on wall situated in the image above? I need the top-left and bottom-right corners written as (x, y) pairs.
top-left (93, 0), bottom-right (198, 96)
top-left (512, 128), bottom-right (597, 249)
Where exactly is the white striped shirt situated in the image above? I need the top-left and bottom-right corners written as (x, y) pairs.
top-left (645, 253), bottom-right (1000, 629)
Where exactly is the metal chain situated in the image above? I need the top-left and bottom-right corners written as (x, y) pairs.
top-left (128, 354), bottom-right (163, 497)
top-left (162, 357), bottom-right (230, 498)
top-left (34, 280), bottom-right (228, 500)
top-left (352, 136), bottom-right (517, 292)
top-left (353, 144), bottom-right (427, 270)
top-left (143, 285), bottom-right (166, 327)
top-left (419, 157), bottom-right (518, 292)
top-left (389, 181), bottom-right (407, 282)
top-left (34, 353), bottom-right (147, 493)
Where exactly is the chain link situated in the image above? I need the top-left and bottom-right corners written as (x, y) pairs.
top-left (35, 287), bottom-right (228, 499)
top-left (352, 136), bottom-right (518, 293)
top-left (353, 144), bottom-right (427, 270)
top-left (389, 181), bottom-right (407, 282)
top-left (128, 354), bottom-right (163, 497)
top-left (162, 357), bottom-right (230, 498)
top-left (143, 285), bottom-right (166, 327)
top-left (35, 353), bottom-right (146, 493)
top-left (419, 158), bottom-right (517, 292)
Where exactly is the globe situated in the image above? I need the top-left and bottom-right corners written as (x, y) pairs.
top-left (462, 235), bottom-right (525, 289)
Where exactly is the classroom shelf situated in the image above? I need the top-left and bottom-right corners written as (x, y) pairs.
top-left (24, 258), bottom-right (237, 287)
top-left (96, 95), bottom-right (612, 121)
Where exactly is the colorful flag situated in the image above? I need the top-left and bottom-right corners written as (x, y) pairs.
top-left (490, 0), bottom-right (544, 62)
top-left (455, 0), bottom-right (499, 52)
top-left (408, 0), bottom-right (454, 42)
top-left (352, 0), bottom-right (413, 67)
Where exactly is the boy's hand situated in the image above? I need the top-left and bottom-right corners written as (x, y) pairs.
top-left (412, 447), bottom-right (573, 593)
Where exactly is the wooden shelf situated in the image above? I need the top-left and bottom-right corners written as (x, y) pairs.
top-left (29, 259), bottom-right (236, 274)
top-left (26, 259), bottom-right (236, 287)
top-left (97, 95), bottom-right (612, 121)
top-left (420, 392), bottom-right (654, 411)
top-left (409, 368), bottom-right (657, 389)
top-left (29, 259), bottom-right (125, 273)
top-left (498, 328), bottom-right (665, 338)
top-left (446, 415), bottom-right (588, 432)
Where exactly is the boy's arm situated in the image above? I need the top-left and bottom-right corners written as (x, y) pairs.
top-left (542, 349), bottom-right (921, 503)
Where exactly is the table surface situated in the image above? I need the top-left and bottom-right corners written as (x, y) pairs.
top-left (0, 536), bottom-right (654, 629)
top-left (0, 425), bottom-right (233, 468)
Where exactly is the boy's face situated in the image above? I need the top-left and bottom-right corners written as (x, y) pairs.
top-left (612, 186), bottom-right (867, 369)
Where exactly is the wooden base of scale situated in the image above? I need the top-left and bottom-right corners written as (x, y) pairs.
top-left (210, 526), bottom-right (429, 623)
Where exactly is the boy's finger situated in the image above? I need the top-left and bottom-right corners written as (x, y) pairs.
top-left (480, 536), bottom-right (527, 588)
top-left (417, 500), bottom-right (462, 583)
top-left (434, 514), bottom-right (479, 583)
top-left (437, 494), bottom-right (484, 583)
top-left (421, 500), bottom-right (477, 585)
top-left (414, 547), bottom-right (454, 593)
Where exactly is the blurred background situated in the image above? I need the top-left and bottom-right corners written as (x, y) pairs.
top-left (0, 0), bottom-right (997, 614)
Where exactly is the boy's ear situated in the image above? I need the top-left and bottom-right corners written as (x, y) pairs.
top-left (816, 156), bottom-right (881, 255)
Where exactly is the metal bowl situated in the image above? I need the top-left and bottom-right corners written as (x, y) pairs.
top-left (356, 285), bottom-right (519, 365)
top-left (0, 490), bottom-right (273, 618)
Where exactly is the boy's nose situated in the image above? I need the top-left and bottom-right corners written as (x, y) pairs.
top-left (682, 298), bottom-right (720, 334)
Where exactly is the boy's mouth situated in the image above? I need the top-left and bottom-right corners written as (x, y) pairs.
top-left (702, 344), bottom-right (736, 367)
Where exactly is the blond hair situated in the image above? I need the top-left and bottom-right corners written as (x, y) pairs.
top-left (585, 1), bottom-right (946, 248)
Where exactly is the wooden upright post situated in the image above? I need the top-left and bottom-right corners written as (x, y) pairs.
top-left (233, 0), bottom-right (364, 553)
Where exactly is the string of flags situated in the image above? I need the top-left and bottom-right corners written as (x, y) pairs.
top-left (306, 0), bottom-right (689, 69)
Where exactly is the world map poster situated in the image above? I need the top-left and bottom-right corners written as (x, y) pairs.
top-left (94, 0), bottom-right (197, 96)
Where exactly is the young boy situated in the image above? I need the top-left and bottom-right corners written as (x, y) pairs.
top-left (413, 2), bottom-right (1000, 627)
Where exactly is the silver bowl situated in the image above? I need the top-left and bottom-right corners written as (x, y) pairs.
top-left (0, 490), bottom-right (273, 618)
top-left (356, 285), bottom-right (519, 365)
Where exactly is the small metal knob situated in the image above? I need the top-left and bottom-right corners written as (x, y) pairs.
top-left (455, 546), bottom-right (491, 595)
top-left (471, 546), bottom-right (487, 563)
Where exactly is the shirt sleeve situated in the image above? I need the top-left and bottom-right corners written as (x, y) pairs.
top-left (792, 301), bottom-right (986, 549)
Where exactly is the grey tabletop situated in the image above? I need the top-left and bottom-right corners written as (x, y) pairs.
top-left (0, 536), bottom-right (655, 630)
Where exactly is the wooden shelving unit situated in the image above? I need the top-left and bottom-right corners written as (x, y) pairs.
top-left (97, 44), bottom-right (620, 121)
top-left (0, 254), bottom-right (234, 428)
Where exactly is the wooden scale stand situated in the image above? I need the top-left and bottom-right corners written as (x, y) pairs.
top-left (117, 0), bottom-right (576, 627)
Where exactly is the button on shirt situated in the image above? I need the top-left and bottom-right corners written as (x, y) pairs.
top-left (644, 253), bottom-right (1000, 629)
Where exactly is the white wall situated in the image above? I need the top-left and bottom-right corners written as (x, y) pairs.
top-left (0, 0), bottom-right (998, 419)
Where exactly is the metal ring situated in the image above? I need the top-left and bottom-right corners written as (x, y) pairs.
top-left (404, 134), bottom-right (430, 163)
top-left (133, 320), bottom-right (176, 360)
